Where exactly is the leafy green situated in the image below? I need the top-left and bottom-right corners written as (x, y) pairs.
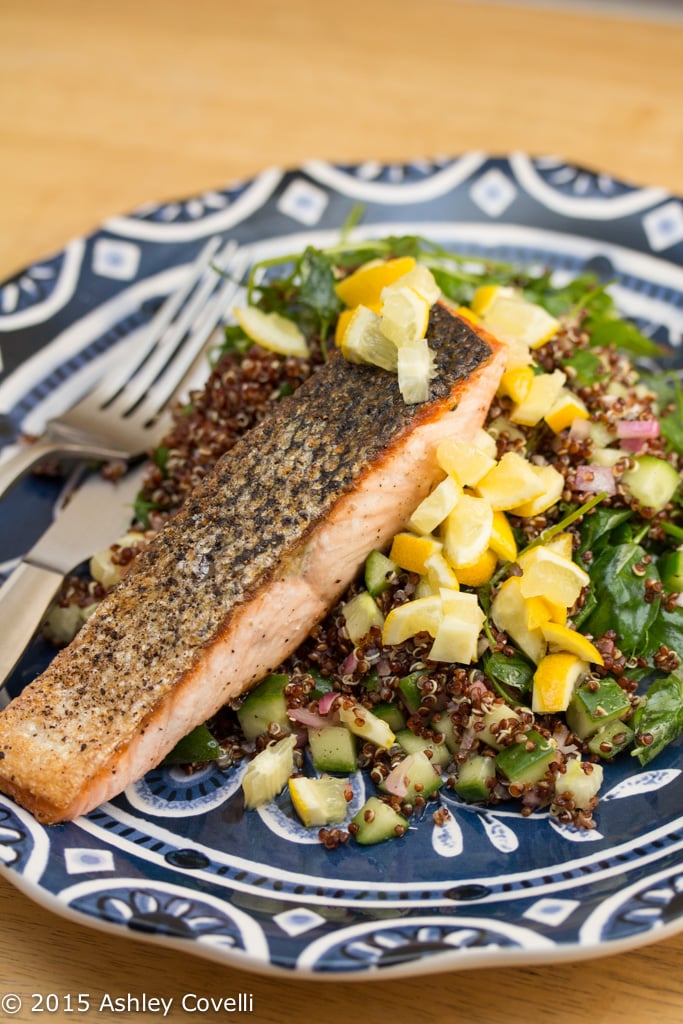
top-left (632, 668), bottom-right (683, 766)
top-left (560, 348), bottom-right (604, 388)
top-left (483, 651), bottom-right (534, 705)
top-left (133, 492), bottom-right (161, 529)
top-left (639, 371), bottom-right (683, 456)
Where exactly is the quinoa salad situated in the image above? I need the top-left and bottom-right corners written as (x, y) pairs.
top-left (41, 235), bottom-right (683, 849)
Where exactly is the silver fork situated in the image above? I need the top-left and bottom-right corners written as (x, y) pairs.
top-left (0, 236), bottom-right (247, 499)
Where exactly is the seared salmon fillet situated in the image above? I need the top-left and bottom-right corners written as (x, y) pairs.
top-left (0, 305), bottom-right (505, 823)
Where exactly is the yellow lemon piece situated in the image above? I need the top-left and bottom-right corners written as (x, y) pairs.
top-left (436, 436), bottom-right (496, 487)
top-left (339, 304), bottom-right (398, 372)
top-left (518, 546), bottom-right (590, 608)
top-left (288, 775), bottom-right (349, 828)
top-left (510, 463), bottom-right (565, 517)
top-left (540, 622), bottom-right (604, 665)
top-left (544, 532), bottom-right (574, 561)
top-left (389, 532), bottom-right (442, 575)
top-left (456, 305), bottom-right (480, 325)
top-left (335, 308), bottom-right (354, 347)
top-left (509, 369), bottom-right (567, 427)
top-left (429, 591), bottom-right (486, 664)
top-left (454, 548), bottom-right (498, 588)
top-left (233, 305), bottom-right (309, 358)
top-left (397, 338), bottom-right (437, 405)
top-left (525, 594), bottom-right (567, 629)
top-left (423, 551), bottom-right (460, 593)
top-left (490, 576), bottom-right (546, 664)
top-left (409, 475), bottom-right (461, 535)
top-left (383, 264), bottom-right (441, 306)
top-left (532, 653), bottom-right (589, 714)
top-left (382, 595), bottom-right (443, 646)
top-left (475, 452), bottom-right (546, 511)
top-left (544, 387), bottom-right (590, 434)
top-left (476, 286), bottom-right (561, 349)
top-left (334, 256), bottom-right (416, 308)
top-left (489, 510), bottom-right (518, 563)
top-left (442, 494), bottom-right (494, 569)
top-left (497, 365), bottom-right (535, 403)
top-left (380, 286), bottom-right (431, 346)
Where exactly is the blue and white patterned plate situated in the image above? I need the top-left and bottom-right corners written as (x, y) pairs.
top-left (1, 153), bottom-right (683, 979)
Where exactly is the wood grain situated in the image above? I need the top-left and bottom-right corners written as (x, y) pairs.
top-left (1, 1), bottom-right (683, 1021)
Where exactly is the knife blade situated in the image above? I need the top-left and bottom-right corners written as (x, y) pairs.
top-left (0, 465), bottom-right (145, 690)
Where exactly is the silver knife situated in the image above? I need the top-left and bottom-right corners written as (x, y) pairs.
top-left (0, 465), bottom-right (146, 689)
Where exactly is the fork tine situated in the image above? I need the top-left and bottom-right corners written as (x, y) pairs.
top-left (84, 235), bottom-right (224, 408)
top-left (129, 250), bottom-right (250, 425)
top-left (103, 239), bottom-right (239, 416)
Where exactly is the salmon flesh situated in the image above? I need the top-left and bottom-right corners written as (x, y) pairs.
top-left (0, 305), bottom-right (505, 823)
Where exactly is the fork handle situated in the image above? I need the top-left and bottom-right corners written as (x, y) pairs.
top-left (0, 561), bottom-right (64, 688)
top-left (0, 437), bottom-right (128, 501)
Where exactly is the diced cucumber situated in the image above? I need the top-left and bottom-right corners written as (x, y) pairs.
top-left (364, 549), bottom-right (397, 596)
top-left (395, 728), bottom-right (452, 769)
top-left (382, 750), bottom-right (444, 802)
top-left (373, 701), bottom-right (407, 732)
top-left (236, 673), bottom-right (291, 741)
top-left (621, 455), bottom-right (679, 512)
top-left (565, 677), bottom-right (631, 740)
top-left (350, 796), bottom-right (408, 845)
top-left (430, 708), bottom-right (459, 753)
top-left (398, 671), bottom-right (424, 712)
top-left (495, 729), bottom-right (557, 785)
top-left (342, 592), bottom-right (385, 644)
top-left (242, 735), bottom-right (297, 808)
top-left (477, 701), bottom-right (522, 751)
top-left (587, 718), bottom-right (635, 759)
top-left (453, 754), bottom-right (496, 802)
top-left (307, 725), bottom-right (357, 773)
top-left (338, 702), bottom-right (395, 749)
top-left (163, 724), bottom-right (221, 765)
top-left (659, 549), bottom-right (683, 593)
top-left (554, 758), bottom-right (603, 809)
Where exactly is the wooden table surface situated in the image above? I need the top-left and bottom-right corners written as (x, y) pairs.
top-left (1, 1), bottom-right (683, 1021)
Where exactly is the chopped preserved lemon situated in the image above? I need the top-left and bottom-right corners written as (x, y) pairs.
top-left (383, 264), bottom-right (441, 306)
top-left (338, 703), bottom-right (396, 749)
top-left (490, 576), bottom-right (546, 664)
top-left (335, 307), bottom-right (354, 347)
top-left (497, 365), bottom-right (535, 403)
top-left (473, 285), bottom-right (560, 349)
top-left (518, 546), bottom-right (590, 608)
top-left (242, 734), bottom-right (297, 808)
top-left (532, 653), bottom-right (589, 713)
top-left (429, 591), bottom-right (486, 664)
top-left (233, 305), bottom-right (309, 357)
top-left (489, 510), bottom-right (518, 563)
top-left (544, 388), bottom-right (590, 434)
top-left (389, 532), bottom-right (442, 575)
top-left (423, 550), bottom-right (460, 592)
top-left (510, 463), bottom-right (564, 517)
top-left (435, 436), bottom-right (496, 487)
top-left (544, 532), bottom-right (574, 561)
top-left (509, 370), bottom-right (567, 426)
top-left (453, 548), bottom-right (498, 587)
top-left (380, 286), bottom-right (431, 346)
top-left (382, 595), bottom-right (443, 645)
top-left (442, 494), bottom-right (493, 569)
top-left (525, 594), bottom-right (567, 629)
top-left (397, 338), bottom-right (437, 404)
top-left (334, 256), bottom-right (416, 308)
top-left (475, 452), bottom-right (546, 511)
top-left (288, 775), bottom-right (349, 827)
top-left (408, 475), bottom-right (461, 534)
top-left (540, 622), bottom-right (604, 664)
top-left (456, 305), bottom-right (480, 324)
top-left (340, 304), bottom-right (398, 371)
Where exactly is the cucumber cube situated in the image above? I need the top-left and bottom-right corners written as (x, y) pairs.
top-left (495, 729), bottom-right (557, 785)
top-left (453, 755), bottom-right (496, 802)
top-left (308, 726), bottom-right (357, 773)
top-left (351, 797), bottom-right (408, 845)
top-left (236, 673), bottom-right (291, 741)
top-left (365, 549), bottom-right (397, 596)
top-left (566, 678), bottom-right (631, 740)
top-left (395, 728), bottom-right (452, 769)
top-left (373, 701), bottom-right (407, 732)
top-left (587, 718), bottom-right (635, 759)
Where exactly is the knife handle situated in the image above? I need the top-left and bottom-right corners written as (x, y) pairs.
top-left (0, 561), bottom-right (64, 689)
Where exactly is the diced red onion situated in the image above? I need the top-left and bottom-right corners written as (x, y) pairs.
top-left (616, 418), bottom-right (660, 440)
top-left (619, 437), bottom-right (646, 453)
top-left (376, 657), bottom-right (393, 677)
top-left (287, 708), bottom-right (330, 730)
top-left (318, 691), bottom-right (340, 716)
top-left (383, 755), bottom-right (414, 798)
top-left (340, 651), bottom-right (358, 676)
top-left (574, 464), bottom-right (616, 495)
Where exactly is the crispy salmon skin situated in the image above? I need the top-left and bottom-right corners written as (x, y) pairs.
top-left (0, 305), bottom-right (505, 823)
